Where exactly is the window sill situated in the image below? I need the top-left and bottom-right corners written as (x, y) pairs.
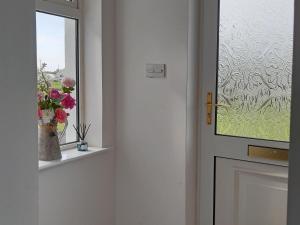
top-left (39, 147), bottom-right (109, 171)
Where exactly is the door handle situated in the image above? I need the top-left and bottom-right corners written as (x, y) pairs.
top-left (206, 92), bottom-right (229, 125)
top-left (206, 92), bottom-right (213, 125)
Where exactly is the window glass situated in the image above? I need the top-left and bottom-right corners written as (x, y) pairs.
top-left (36, 12), bottom-right (78, 144)
top-left (216, 0), bottom-right (294, 141)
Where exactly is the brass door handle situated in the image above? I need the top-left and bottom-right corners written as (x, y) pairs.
top-left (206, 92), bottom-right (230, 125)
top-left (206, 92), bottom-right (213, 125)
top-left (207, 103), bottom-right (230, 108)
top-left (216, 104), bottom-right (230, 108)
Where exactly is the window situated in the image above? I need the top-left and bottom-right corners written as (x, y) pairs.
top-left (216, 0), bottom-right (294, 142)
top-left (36, 12), bottom-right (79, 145)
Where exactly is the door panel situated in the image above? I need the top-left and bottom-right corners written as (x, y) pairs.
top-left (198, 0), bottom-right (294, 222)
top-left (215, 158), bottom-right (288, 225)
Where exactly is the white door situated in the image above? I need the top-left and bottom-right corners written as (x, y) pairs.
top-left (198, 0), bottom-right (294, 224)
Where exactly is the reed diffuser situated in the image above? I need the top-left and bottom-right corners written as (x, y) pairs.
top-left (73, 123), bottom-right (91, 151)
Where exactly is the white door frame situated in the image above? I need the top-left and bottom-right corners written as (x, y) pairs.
top-left (186, 0), bottom-right (201, 224)
top-left (287, 0), bottom-right (300, 224)
top-left (197, 0), bottom-right (219, 223)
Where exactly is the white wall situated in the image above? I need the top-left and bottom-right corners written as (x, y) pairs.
top-left (102, 0), bottom-right (116, 148)
top-left (82, 0), bottom-right (103, 147)
top-left (82, 0), bottom-right (115, 148)
top-left (115, 0), bottom-right (189, 224)
top-left (39, 1), bottom-right (116, 225)
top-left (39, 151), bottom-right (114, 225)
top-left (0, 0), bottom-right (38, 225)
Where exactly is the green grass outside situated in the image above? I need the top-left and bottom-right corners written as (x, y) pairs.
top-left (216, 108), bottom-right (290, 142)
top-left (51, 80), bottom-right (62, 89)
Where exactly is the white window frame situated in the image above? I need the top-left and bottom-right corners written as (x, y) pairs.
top-left (36, 0), bottom-right (81, 18)
top-left (38, 0), bottom-right (78, 9)
top-left (36, 0), bottom-right (84, 150)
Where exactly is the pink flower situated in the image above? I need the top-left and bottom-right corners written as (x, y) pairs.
top-left (50, 89), bottom-right (61, 99)
top-left (62, 77), bottom-right (76, 88)
top-left (38, 107), bottom-right (43, 118)
top-left (61, 94), bottom-right (76, 109)
top-left (55, 108), bottom-right (68, 123)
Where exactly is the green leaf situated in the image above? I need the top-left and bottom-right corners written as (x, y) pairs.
top-left (62, 86), bottom-right (71, 93)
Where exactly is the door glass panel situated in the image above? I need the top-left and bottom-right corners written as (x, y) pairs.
top-left (216, 0), bottom-right (294, 141)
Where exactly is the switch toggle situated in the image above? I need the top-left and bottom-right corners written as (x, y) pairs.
top-left (146, 64), bottom-right (166, 78)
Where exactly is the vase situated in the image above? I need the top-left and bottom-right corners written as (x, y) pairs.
top-left (38, 123), bottom-right (62, 161)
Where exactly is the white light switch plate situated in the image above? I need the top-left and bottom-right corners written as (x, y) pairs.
top-left (146, 64), bottom-right (166, 78)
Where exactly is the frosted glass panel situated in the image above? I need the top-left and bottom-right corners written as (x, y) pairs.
top-left (216, 0), bottom-right (294, 141)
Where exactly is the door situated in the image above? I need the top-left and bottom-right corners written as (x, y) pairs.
top-left (198, 0), bottom-right (294, 224)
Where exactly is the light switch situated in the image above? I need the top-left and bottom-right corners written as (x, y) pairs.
top-left (146, 64), bottom-right (155, 73)
top-left (146, 64), bottom-right (166, 78)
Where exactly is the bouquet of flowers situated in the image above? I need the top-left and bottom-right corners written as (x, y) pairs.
top-left (37, 63), bottom-right (76, 125)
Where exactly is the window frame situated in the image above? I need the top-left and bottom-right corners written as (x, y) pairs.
top-left (36, 0), bottom-right (83, 149)
top-left (39, 0), bottom-right (78, 9)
